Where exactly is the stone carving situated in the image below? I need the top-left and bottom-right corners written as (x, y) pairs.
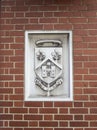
top-left (35, 40), bottom-right (63, 96)
top-left (51, 49), bottom-right (61, 61)
top-left (36, 50), bottom-right (45, 61)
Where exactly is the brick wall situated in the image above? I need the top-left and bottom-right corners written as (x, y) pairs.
top-left (0, 0), bottom-right (97, 130)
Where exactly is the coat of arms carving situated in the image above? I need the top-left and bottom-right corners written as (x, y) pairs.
top-left (35, 40), bottom-right (63, 96)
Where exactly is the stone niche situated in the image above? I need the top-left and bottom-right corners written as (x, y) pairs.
top-left (25, 31), bottom-right (73, 101)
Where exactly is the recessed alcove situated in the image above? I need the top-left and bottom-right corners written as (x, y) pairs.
top-left (25, 31), bottom-right (73, 101)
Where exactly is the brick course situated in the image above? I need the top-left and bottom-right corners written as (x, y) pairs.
top-left (1, 0), bottom-right (97, 129)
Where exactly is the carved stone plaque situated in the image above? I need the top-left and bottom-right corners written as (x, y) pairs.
top-left (25, 31), bottom-right (73, 101)
top-left (35, 42), bottom-right (63, 96)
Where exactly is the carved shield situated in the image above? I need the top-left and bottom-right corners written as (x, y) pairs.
top-left (35, 47), bottom-right (63, 91)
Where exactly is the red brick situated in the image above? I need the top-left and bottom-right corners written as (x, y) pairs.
top-left (84, 88), bottom-right (97, 94)
top-left (90, 108), bottom-right (97, 114)
top-left (88, 30), bottom-right (97, 35)
top-left (70, 108), bottom-right (88, 114)
top-left (83, 0), bottom-right (97, 4)
top-left (85, 127), bottom-right (97, 130)
top-left (89, 82), bottom-right (97, 87)
top-left (15, 75), bottom-right (23, 80)
top-left (84, 102), bottom-right (97, 107)
top-left (24, 102), bottom-right (42, 107)
top-left (15, 25), bottom-right (24, 30)
top-left (11, 19), bottom-right (28, 24)
top-left (14, 128), bottom-right (23, 130)
top-left (9, 95), bottom-right (23, 100)
top-left (1, 114), bottom-right (13, 120)
top-left (74, 115), bottom-right (83, 120)
top-left (44, 128), bottom-right (53, 130)
top-left (54, 0), bottom-right (72, 5)
top-left (29, 108), bottom-right (38, 113)
top-left (15, 63), bottom-right (24, 68)
top-left (85, 115), bottom-right (97, 120)
top-left (39, 121), bottom-right (58, 127)
top-left (90, 95), bottom-right (97, 100)
top-left (90, 122), bottom-right (97, 127)
top-left (0, 63), bottom-right (13, 68)
top-left (39, 108), bottom-right (57, 114)
top-left (74, 81), bottom-right (88, 88)
top-left (2, 128), bottom-right (13, 130)
top-left (54, 115), bottom-right (73, 120)
top-left (25, 25), bottom-right (43, 30)
top-left (1, 0), bottom-right (15, 6)
top-left (29, 18), bottom-right (38, 24)
top-left (54, 24), bottom-right (72, 30)
top-left (16, 13), bottom-right (25, 17)
top-left (0, 101), bottom-right (13, 107)
top-left (73, 36), bottom-right (83, 42)
top-left (24, 128), bottom-right (42, 130)
top-left (59, 108), bottom-right (68, 113)
top-left (74, 88), bottom-right (82, 95)
top-left (82, 11), bottom-right (97, 17)
top-left (69, 18), bottom-right (87, 23)
top-left (74, 30), bottom-right (88, 36)
top-left (39, 18), bottom-right (57, 23)
top-left (29, 121), bottom-right (38, 127)
top-left (15, 88), bottom-right (23, 94)
top-left (55, 128), bottom-right (73, 130)
top-left (43, 24), bottom-right (53, 30)
top-left (59, 121), bottom-right (68, 127)
top-left (87, 5), bottom-right (97, 10)
top-left (59, 18), bottom-right (68, 23)
top-left (44, 102), bottom-right (53, 107)
top-left (88, 18), bottom-right (97, 23)
top-left (10, 68), bottom-right (23, 74)
top-left (0, 75), bottom-right (13, 80)
top-left (9, 121), bottom-right (28, 127)
top-left (83, 24), bottom-right (97, 29)
top-left (89, 56), bottom-right (97, 61)
top-left (84, 75), bottom-right (97, 80)
top-left (0, 88), bottom-right (13, 94)
top-left (74, 95), bottom-right (88, 101)
top-left (0, 121), bottom-right (3, 126)
top-left (25, 12), bottom-right (43, 17)
top-left (54, 102), bottom-right (72, 107)
top-left (1, 25), bottom-right (14, 30)
top-left (10, 108), bottom-right (27, 113)
top-left (44, 115), bottom-right (53, 120)
top-left (39, 6), bottom-right (57, 11)
top-left (74, 75), bottom-right (82, 80)
top-left (10, 55), bottom-right (24, 62)
top-left (15, 37), bottom-right (24, 43)
top-left (44, 12), bottom-right (53, 17)
top-left (68, 5), bottom-right (87, 11)
top-left (74, 102), bottom-right (83, 107)
top-left (9, 82), bottom-right (23, 87)
top-left (14, 115), bottom-right (22, 120)
top-left (24, 115), bottom-right (42, 120)
top-left (70, 121), bottom-right (88, 127)
top-left (14, 101), bottom-right (23, 107)
top-left (74, 68), bottom-right (88, 74)
top-left (25, 0), bottom-right (42, 5)
top-left (11, 7), bottom-right (28, 11)
top-left (15, 0), bottom-right (24, 5)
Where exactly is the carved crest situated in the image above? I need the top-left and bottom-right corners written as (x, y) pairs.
top-left (34, 40), bottom-right (63, 96)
